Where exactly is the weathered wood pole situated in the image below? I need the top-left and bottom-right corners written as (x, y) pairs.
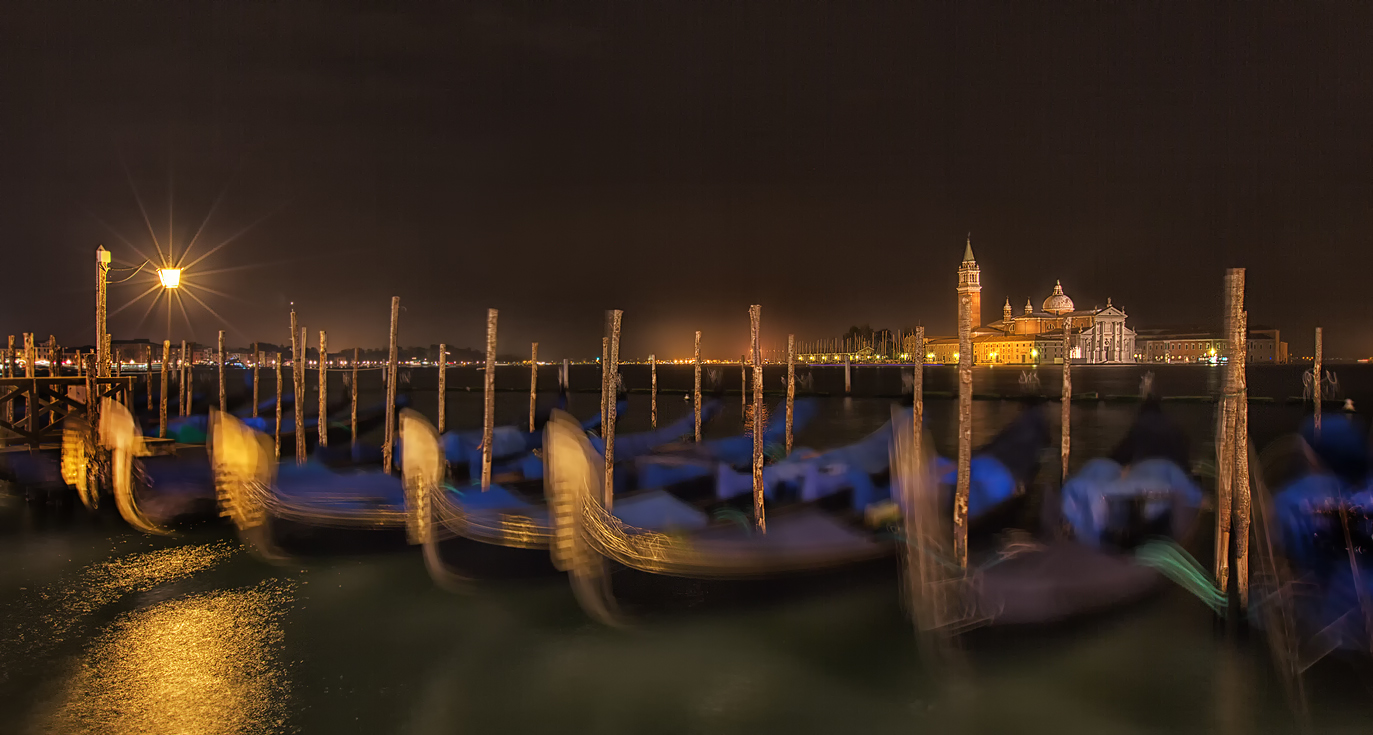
top-left (143, 342), bottom-right (152, 412)
top-left (47, 336), bottom-right (60, 427)
top-left (750, 306), bottom-right (766, 533)
top-left (252, 343), bottom-right (260, 417)
top-left (290, 312), bottom-right (305, 465)
top-left (561, 359), bottom-right (569, 394)
top-left (4, 336), bottom-right (12, 426)
top-left (1062, 320), bottom-right (1072, 482)
top-left (649, 353), bottom-right (657, 428)
top-left (159, 340), bottom-right (170, 438)
top-left (480, 308), bottom-right (497, 489)
top-left (217, 330), bottom-right (226, 413)
top-left (913, 327), bottom-right (925, 467)
top-left (383, 297), bottom-right (401, 474)
top-left (844, 354), bottom-right (852, 394)
top-left (274, 352), bottom-right (283, 458)
top-left (954, 290), bottom-right (974, 569)
top-left (351, 347), bottom-right (359, 443)
top-left (1214, 280), bottom-right (1237, 597)
top-left (318, 330), bottom-right (328, 448)
top-left (1227, 268), bottom-right (1252, 611)
top-left (23, 334), bottom-right (35, 431)
top-left (1314, 327), bottom-right (1323, 436)
top-left (693, 330), bottom-right (702, 442)
top-left (437, 343), bottom-right (447, 433)
top-left (600, 336), bottom-right (610, 437)
top-left (299, 325), bottom-right (308, 449)
top-left (84, 354), bottom-right (96, 421)
top-left (528, 342), bottom-right (539, 432)
top-left (604, 310), bottom-right (623, 510)
top-left (785, 334), bottom-right (795, 455)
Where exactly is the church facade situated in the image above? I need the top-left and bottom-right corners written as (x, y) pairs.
top-left (928, 241), bottom-right (1137, 365)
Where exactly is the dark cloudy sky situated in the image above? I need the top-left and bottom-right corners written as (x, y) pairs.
top-left (3, 2), bottom-right (1371, 359)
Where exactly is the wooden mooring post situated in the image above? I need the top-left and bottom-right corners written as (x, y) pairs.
top-left (291, 311), bottom-right (305, 464)
top-left (913, 327), bottom-right (925, 465)
top-left (1214, 268), bottom-right (1253, 612)
top-left (299, 325), bottom-right (308, 455)
top-left (159, 340), bottom-right (170, 438)
top-left (604, 310), bottom-right (623, 510)
top-left (437, 343), bottom-right (447, 433)
top-left (954, 290), bottom-right (973, 569)
top-left (275, 352), bottom-right (283, 458)
top-left (693, 330), bottom-right (702, 442)
top-left (785, 334), bottom-right (795, 455)
top-left (528, 342), bottom-right (538, 433)
top-left (218, 330), bottom-right (226, 413)
top-left (844, 354), bottom-right (852, 394)
top-left (143, 341), bottom-right (152, 412)
top-left (649, 354), bottom-right (657, 429)
top-left (23, 334), bottom-right (35, 432)
top-left (481, 308), bottom-right (497, 489)
top-left (750, 305), bottom-right (765, 533)
top-left (252, 343), bottom-right (260, 418)
top-left (1227, 268), bottom-right (1252, 612)
top-left (383, 297), bottom-right (400, 474)
top-left (318, 330), bottom-right (328, 448)
top-left (351, 348), bottom-right (359, 443)
top-left (1314, 327), bottom-right (1323, 436)
top-left (84, 354), bottom-right (96, 421)
top-left (1062, 320), bottom-right (1072, 481)
top-left (4, 336), bottom-right (12, 425)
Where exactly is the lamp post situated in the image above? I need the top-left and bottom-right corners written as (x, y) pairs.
top-left (96, 246), bottom-right (184, 380)
top-left (96, 246), bottom-right (110, 377)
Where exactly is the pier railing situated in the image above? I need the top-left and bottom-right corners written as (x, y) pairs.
top-left (0, 376), bottom-right (134, 446)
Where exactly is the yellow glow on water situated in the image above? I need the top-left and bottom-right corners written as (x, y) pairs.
top-left (42, 584), bottom-right (291, 735)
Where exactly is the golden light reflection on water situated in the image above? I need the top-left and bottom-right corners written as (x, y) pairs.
top-left (3, 543), bottom-right (240, 676)
top-left (39, 583), bottom-right (292, 735)
top-left (67, 542), bottom-right (237, 613)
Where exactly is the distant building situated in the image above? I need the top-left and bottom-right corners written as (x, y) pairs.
top-left (1136, 327), bottom-right (1287, 364)
top-left (110, 339), bottom-right (155, 365)
top-left (928, 241), bottom-right (1137, 365)
top-left (956, 237), bottom-right (983, 328)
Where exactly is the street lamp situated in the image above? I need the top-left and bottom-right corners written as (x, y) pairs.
top-left (96, 246), bottom-right (111, 376)
top-left (96, 246), bottom-right (185, 377)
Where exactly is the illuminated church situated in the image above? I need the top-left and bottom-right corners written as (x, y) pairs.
top-left (929, 240), bottom-right (1137, 364)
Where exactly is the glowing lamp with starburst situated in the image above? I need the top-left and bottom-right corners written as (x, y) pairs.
top-left (158, 268), bottom-right (182, 289)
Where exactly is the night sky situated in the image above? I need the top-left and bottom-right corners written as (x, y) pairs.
top-left (4, 2), bottom-right (1371, 359)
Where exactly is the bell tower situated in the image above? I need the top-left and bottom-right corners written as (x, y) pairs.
top-left (956, 235), bottom-right (982, 328)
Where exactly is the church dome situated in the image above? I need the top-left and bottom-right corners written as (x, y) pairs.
top-left (1042, 280), bottom-right (1075, 315)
